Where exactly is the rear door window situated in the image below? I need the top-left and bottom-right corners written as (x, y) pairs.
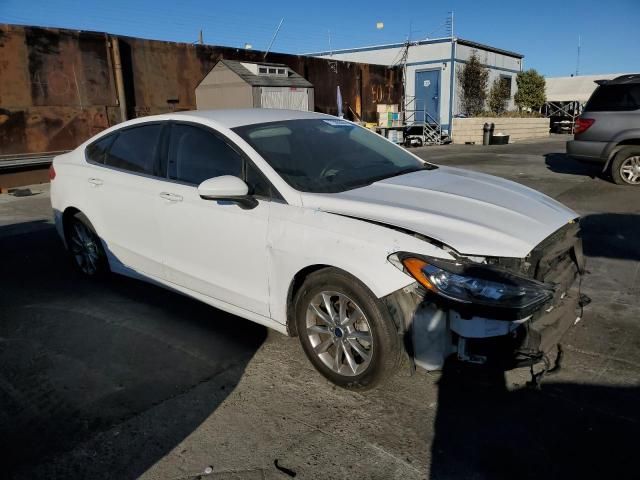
top-left (167, 124), bottom-right (243, 185)
top-left (105, 124), bottom-right (163, 175)
top-left (86, 134), bottom-right (116, 164)
top-left (585, 84), bottom-right (640, 112)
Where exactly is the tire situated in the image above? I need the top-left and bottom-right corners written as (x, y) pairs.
top-left (610, 147), bottom-right (640, 186)
top-left (64, 212), bottom-right (109, 276)
top-left (293, 268), bottom-right (401, 390)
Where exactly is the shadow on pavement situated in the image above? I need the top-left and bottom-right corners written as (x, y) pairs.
top-left (544, 152), bottom-right (603, 178)
top-left (0, 222), bottom-right (267, 479)
top-left (580, 213), bottom-right (640, 261)
top-left (430, 359), bottom-right (639, 480)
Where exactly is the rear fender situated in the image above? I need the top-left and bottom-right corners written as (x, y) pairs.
top-left (602, 130), bottom-right (640, 172)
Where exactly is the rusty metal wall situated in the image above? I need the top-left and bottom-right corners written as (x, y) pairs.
top-left (0, 24), bottom-right (402, 155)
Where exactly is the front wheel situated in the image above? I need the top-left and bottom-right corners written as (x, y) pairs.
top-left (611, 147), bottom-right (640, 186)
top-left (294, 268), bottom-right (401, 390)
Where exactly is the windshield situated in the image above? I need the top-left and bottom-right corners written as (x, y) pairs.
top-left (232, 119), bottom-right (435, 193)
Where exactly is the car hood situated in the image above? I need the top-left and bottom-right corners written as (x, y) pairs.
top-left (300, 166), bottom-right (578, 258)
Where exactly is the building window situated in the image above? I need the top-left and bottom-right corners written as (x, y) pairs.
top-left (500, 75), bottom-right (513, 95)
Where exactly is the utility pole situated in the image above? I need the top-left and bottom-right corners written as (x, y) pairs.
top-left (198, 29), bottom-right (203, 45)
top-left (448, 11), bottom-right (456, 138)
top-left (576, 34), bottom-right (581, 76)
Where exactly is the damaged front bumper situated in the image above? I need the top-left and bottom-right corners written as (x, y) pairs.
top-left (386, 222), bottom-right (587, 371)
top-left (453, 288), bottom-right (584, 369)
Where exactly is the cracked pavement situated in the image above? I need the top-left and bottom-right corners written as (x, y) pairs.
top-left (0, 135), bottom-right (638, 479)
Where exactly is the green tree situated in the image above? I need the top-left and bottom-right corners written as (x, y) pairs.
top-left (457, 51), bottom-right (489, 116)
top-left (514, 69), bottom-right (546, 111)
top-left (488, 77), bottom-right (511, 114)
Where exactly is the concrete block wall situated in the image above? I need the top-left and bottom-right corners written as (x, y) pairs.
top-left (451, 117), bottom-right (550, 144)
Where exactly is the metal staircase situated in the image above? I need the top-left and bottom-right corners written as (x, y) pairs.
top-left (403, 96), bottom-right (446, 146)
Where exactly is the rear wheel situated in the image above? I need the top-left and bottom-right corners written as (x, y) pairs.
top-left (65, 212), bottom-right (109, 276)
top-left (611, 147), bottom-right (640, 186)
top-left (294, 268), bottom-right (401, 390)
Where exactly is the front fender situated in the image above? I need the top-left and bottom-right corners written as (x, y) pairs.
top-left (266, 203), bottom-right (454, 326)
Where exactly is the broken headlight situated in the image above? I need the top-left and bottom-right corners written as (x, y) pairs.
top-left (393, 254), bottom-right (553, 311)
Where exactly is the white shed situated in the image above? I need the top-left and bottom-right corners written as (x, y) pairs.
top-left (195, 60), bottom-right (314, 111)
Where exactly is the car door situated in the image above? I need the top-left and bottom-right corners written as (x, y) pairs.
top-left (84, 122), bottom-right (167, 278)
top-left (157, 122), bottom-right (272, 317)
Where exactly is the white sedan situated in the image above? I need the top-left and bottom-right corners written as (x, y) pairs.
top-left (50, 109), bottom-right (585, 389)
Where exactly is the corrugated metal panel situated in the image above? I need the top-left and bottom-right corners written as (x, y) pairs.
top-left (0, 24), bottom-right (403, 155)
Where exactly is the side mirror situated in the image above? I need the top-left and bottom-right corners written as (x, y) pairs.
top-left (197, 176), bottom-right (258, 210)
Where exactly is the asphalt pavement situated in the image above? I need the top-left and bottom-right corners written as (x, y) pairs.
top-left (0, 135), bottom-right (638, 479)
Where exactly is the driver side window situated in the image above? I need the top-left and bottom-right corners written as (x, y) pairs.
top-left (168, 124), bottom-right (242, 185)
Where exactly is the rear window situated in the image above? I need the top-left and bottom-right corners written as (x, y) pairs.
top-left (105, 124), bottom-right (163, 175)
top-left (86, 134), bottom-right (116, 164)
top-left (585, 84), bottom-right (640, 112)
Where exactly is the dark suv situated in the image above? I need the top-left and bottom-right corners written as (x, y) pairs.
top-left (567, 74), bottom-right (640, 186)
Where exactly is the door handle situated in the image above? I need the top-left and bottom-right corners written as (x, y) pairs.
top-left (159, 192), bottom-right (183, 202)
top-left (88, 177), bottom-right (103, 186)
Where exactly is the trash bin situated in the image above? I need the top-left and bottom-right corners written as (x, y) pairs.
top-left (482, 123), bottom-right (491, 146)
top-left (490, 134), bottom-right (510, 145)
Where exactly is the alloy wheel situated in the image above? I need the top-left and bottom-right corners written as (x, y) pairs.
top-left (69, 220), bottom-right (101, 275)
top-left (305, 291), bottom-right (373, 376)
top-left (620, 156), bottom-right (640, 185)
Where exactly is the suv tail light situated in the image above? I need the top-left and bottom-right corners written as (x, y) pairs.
top-left (48, 163), bottom-right (56, 181)
top-left (574, 117), bottom-right (595, 135)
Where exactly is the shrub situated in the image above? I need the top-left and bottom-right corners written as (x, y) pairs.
top-left (488, 77), bottom-right (511, 114)
top-left (514, 69), bottom-right (546, 111)
top-left (457, 51), bottom-right (489, 116)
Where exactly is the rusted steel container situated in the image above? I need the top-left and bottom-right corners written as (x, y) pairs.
top-left (0, 24), bottom-right (402, 156)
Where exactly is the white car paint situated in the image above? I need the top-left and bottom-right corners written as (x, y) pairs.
top-left (197, 175), bottom-right (249, 197)
top-left (301, 167), bottom-right (577, 258)
top-left (50, 108), bottom-right (579, 371)
top-left (157, 173), bottom-right (272, 317)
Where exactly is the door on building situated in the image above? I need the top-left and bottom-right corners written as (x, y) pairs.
top-left (415, 70), bottom-right (441, 124)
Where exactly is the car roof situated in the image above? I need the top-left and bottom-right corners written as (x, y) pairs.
top-left (171, 109), bottom-right (331, 128)
top-left (599, 74), bottom-right (640, 86)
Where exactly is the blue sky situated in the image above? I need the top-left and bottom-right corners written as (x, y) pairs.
top-left (1, 0), bottom-right (638, 77)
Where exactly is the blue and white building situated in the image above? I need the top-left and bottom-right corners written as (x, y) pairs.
top-left (314, 38), bottom-right (523, 135)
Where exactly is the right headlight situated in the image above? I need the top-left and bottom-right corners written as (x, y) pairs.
top-left (393, 254), bottom-right (554, 312)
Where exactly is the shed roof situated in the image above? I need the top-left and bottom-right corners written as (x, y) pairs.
top-left (545, 73), bottom-right (633, 102)
top-left (216, 59), bottom-right (313, 88)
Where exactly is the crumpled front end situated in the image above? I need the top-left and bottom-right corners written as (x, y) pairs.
top-left (385, 221), bottom-right (587, 371)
